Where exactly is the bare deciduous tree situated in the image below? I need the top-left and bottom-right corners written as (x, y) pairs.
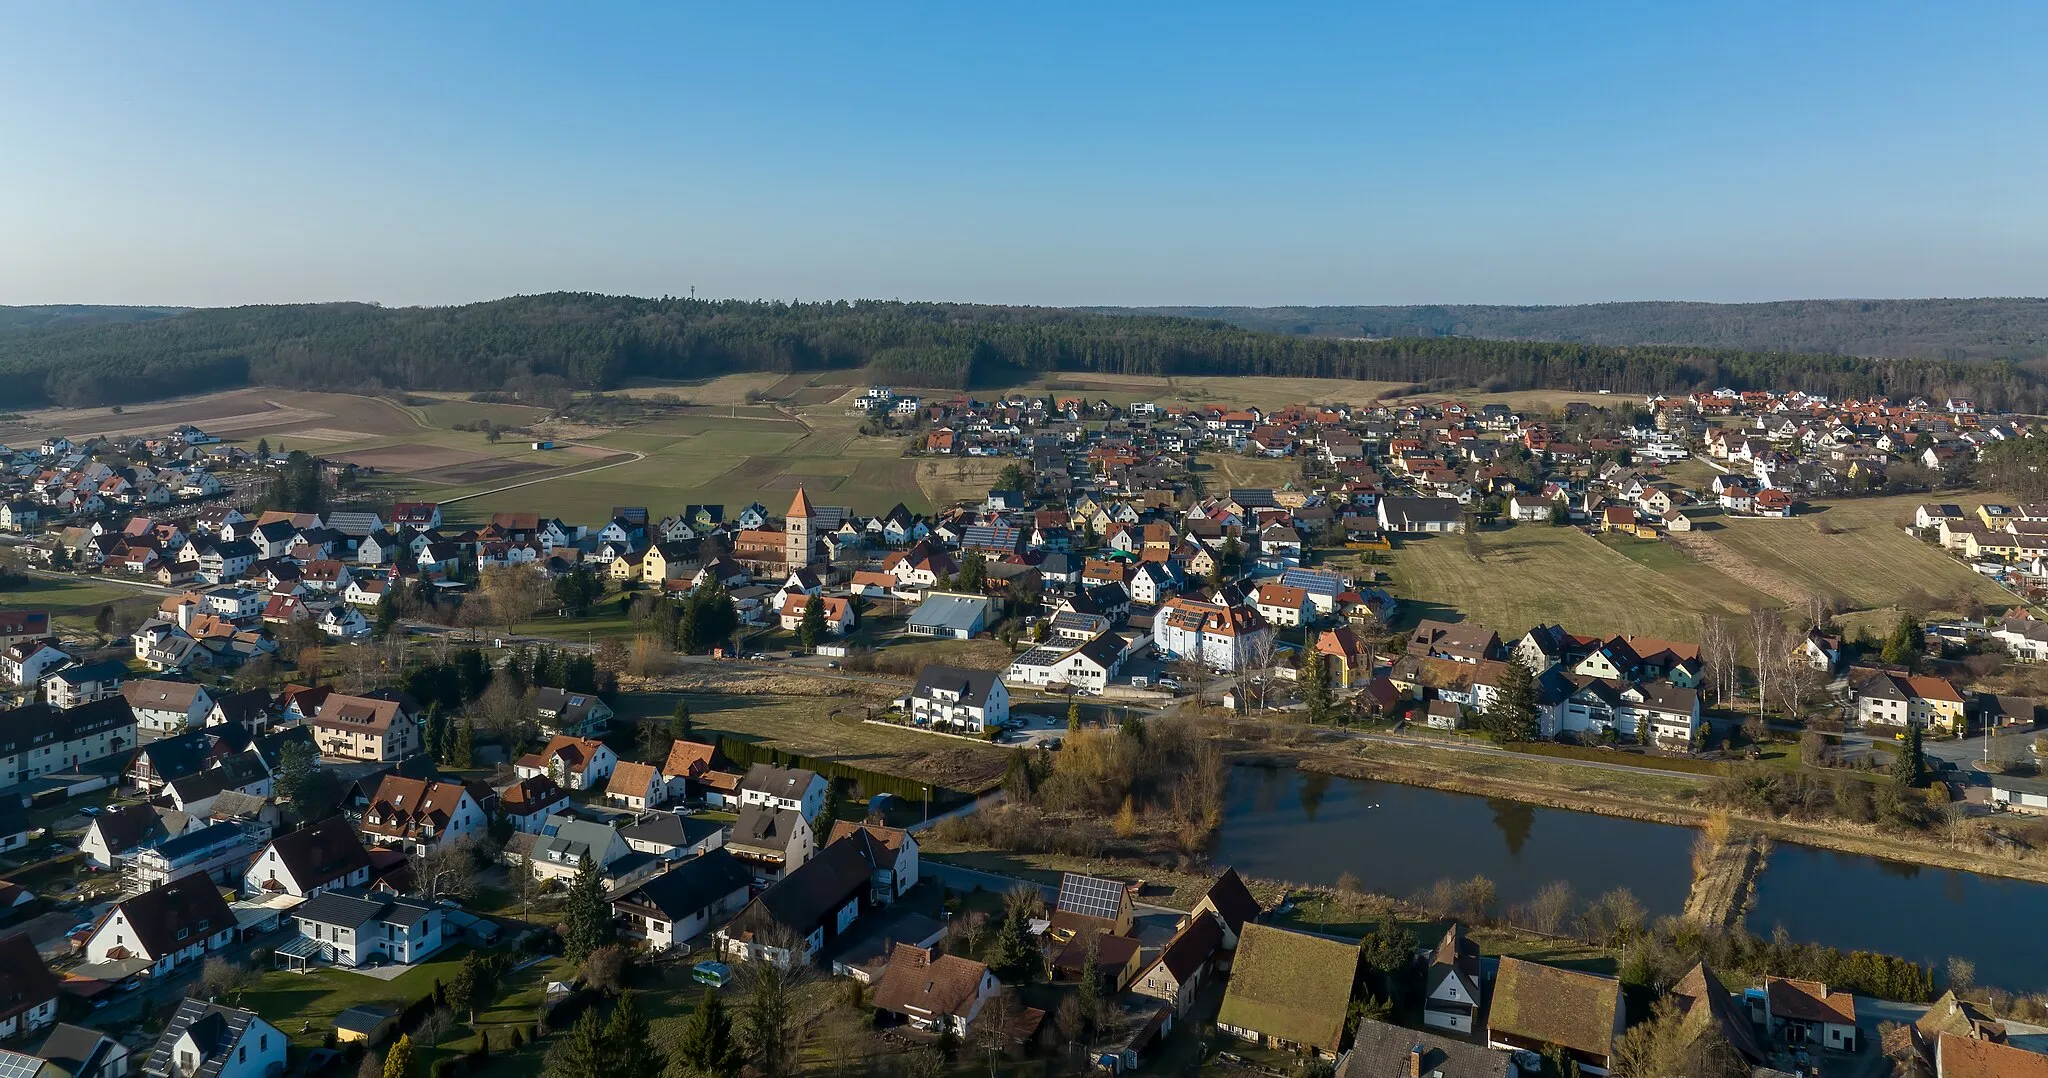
top-left (1749, 606), bottom-right (1786, 715)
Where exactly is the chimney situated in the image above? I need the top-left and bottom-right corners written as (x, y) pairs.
top-left (1408, 1046), bottom-right (1424, 1078)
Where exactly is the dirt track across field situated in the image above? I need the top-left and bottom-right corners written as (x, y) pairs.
top-left (1665, 530), bottom-right (1816, 606)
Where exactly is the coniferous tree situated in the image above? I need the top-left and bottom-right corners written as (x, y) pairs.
top-left (674, 990), bottom-right (745, 1078)
top-left (548, 1006), bottom-right (607, 1078)
top-left (1483, 660), bottom-right (1541, 744)
top-left (1299, 645), bottom-right (1333, 724)
top-left (798, 596), bottom-right (826, 650)
top-left (563, 859), bottom-right (615, 961)
top-left (451, 719), bottom-right (475, 769)
top-left (602, 990), bottom-right (666, 1078)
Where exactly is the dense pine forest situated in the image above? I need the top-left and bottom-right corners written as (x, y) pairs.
top-left (1101, 299), bottom-right (2048, 364)
top-left (0, 293), bottom-right (2041, 409)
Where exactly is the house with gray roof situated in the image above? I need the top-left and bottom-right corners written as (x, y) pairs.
top-left (907, 665), bottom-right (1010, 734)
top-left (612, 847), bottom-right (755, 951)
top-left (277, 891), bottom-right (443, 969)
top-left (727, 804), bottom-right (814, 880)
top-left (142, 1000), bottom-right (284, 1078)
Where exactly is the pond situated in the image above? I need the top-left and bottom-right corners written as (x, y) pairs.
top-left (1211, 764), bottom-right (1696, 915)
top-left (1745, 843), bottom-right (2048, 990)
top-left (1213, 765), bottom-right (2048, 990)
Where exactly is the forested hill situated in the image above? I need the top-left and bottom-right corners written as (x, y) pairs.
top-left (0, 292), bottom-right (2041, 411)
top-left (0, 304), bottom-right (186, 334)
top-left (1095, 299), bottom-right (2048, 364)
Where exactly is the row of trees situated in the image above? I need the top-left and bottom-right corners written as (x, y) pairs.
top-left (4, 292), bottom-right (2039, 407)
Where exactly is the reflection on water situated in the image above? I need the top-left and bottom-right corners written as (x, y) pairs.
top-left (1299, 772), bottom-right (1331, 821)
top-left (1747, 843), bottom-right (2048, 990)
top-left (1214, 765), bottom-right (2048, 990)
top-left (1212, 765), bottom-right (1694, 914)
top-left (1489, 799), bottom-right (1536, 858)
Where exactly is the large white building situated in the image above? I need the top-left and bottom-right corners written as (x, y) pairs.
top-left (0, 698), bottom-right (136, 788)
top-left (1154, 596), bottom-right (1273, 672)
top-left (907, 666), bottom-right (1010, 735)
top-left (909, 664), bottom-right (1011, 737)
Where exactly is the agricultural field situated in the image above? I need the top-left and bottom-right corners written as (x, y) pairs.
top-left (1696, 493), bottom-right (2015, 615)
top-left (1200, 452), bottom-right (1305, 493)
top-left (1379, 491), bottom-right (2021, 643)
top-left (0, 387), bottom-right (423, 444)
top-left (613, 691), bottom-right (1010, 792)
top-left (1380, 523), bottom-right (1776, 639)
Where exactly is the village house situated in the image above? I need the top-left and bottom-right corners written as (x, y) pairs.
top-left (717, 835), bottom-right (879, 967)
top-left (1753, 977), bottom-right (1859, 1053)
top-left (357, 775), bottom-right (490, 852)
top-left (1132, 907), bottom-right (1222, 1018)
top-left (514, 735), bottom-right (619, 792)
top-left (1422, 923), bottom-right (1482, 1035)
top-left (243, 817), bottom-right (373, 899)
top-left (1, 638), bottom-right (69, 689)
top-left (278, 892), bottom-right (443, 971)
top-left (871, 944), bottom-right (1002, 1035)
top-left (142, 1000), bottom-right (286, 1078)
top-left (82, 873), bottom-right (237, 977)
top-left (1216, 924), bottom-right (1360, 1058)
top-left (0, 697), bottom-right (137, 789)
top-left (1852, 671), bottom-right (1968, 735)
top-left (0, 934), bottom-right (59, 1040)
top-left (611, 847), bottom-right (755, 951)
top-left (1485, 958), bottom-right (1625, 1076)
top-left (534, 687), bottom-right (614, 737)
top-left (727, 804), bottom-right (815, 880)
top-left (309, 691), bottom-right (421, 763)
top-left (604, 760), bottom-right (667, 812)
top-left (906, 666), bottom-right (1011, 735)
top-left (121, 679), bottom-right (214, 734)
top-left (527, 814), bottom-right (636, 886)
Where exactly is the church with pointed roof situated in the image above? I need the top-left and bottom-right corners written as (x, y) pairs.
top-left (786, 487), bottom-right (817, 569)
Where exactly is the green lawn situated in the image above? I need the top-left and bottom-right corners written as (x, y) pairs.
top-left (0, 569), bottom-right (160, 636)
top-left (614, 691), bottom-right (1011, 792)
top-left (242, 947), bottom-right (482, 1048)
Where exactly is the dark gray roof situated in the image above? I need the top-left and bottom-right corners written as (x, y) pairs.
top-left (613, 848), bottom-right (754, 919)
top-left (295, 891), bottom-right (431, 929)
top-left (332, 1005), bottom-right (394, 1035)
top-left (145, 1000), bottom-right (266, 1078)
top-left (35, 1023), bottom-right (119, 1078)
top-left (732, 836), bottom-right (876, 937)
top-left (910, 665), bottom-right (1002, 708)
top-left (92, 801), bottom-right (168, 854)
top-left (1340, 1018), bottom-right (1512, 1078)
top-left (619, 811), bottom-right (723, 851)
top-left (0, 698), bottom-right (134, 758)
top-left (739, 764), bottom-right (820, 800)
top-left (146, 821), bottom-right (244, 862)
top-left (731, 805), bottom-right (805, 850)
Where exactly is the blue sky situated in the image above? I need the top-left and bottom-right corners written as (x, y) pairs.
top-left (2, 1), bottom-right (2043, 308)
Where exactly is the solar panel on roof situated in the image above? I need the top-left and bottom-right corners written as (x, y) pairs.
top-left (1057, 872), bottom-right (1125, 921)
top-left (0, 1051), bottom-right (46, 1078)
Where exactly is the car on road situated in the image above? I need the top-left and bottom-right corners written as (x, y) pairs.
top-left (1157, 677), bottom-right (1179, 690)
top-left (78, 805), bottom-right (100, 816)
top-left (825, 661), bottom-right (840, 669)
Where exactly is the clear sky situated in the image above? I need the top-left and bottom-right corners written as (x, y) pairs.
top-left (3, 2), bottom-right (2044, 309)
